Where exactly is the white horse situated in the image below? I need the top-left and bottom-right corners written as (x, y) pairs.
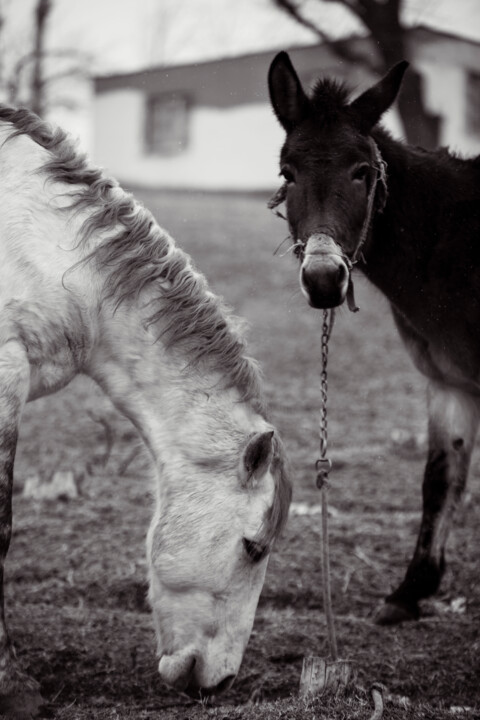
top-left (0, 106), bottom-right (291, 715)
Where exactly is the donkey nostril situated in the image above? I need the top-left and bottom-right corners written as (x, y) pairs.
top-left (336, 264), bottom-right (348, 285)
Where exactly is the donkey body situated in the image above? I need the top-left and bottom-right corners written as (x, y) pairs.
top-left (268, 53), bottom-right (480, 625)
top-left (0, 105), bottom-right (291, 713)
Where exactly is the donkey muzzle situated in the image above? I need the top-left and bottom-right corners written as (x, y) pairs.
top-left (300, 233), bottom-right (349, 309)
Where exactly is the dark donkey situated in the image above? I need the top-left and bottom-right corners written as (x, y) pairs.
top-left (268, 52), bottom-right (480, 625)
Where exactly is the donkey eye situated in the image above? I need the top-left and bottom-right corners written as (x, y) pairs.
top-left (280, 165), bottom-right (295, 183)
top-left (243, 538), bottom-right (267, 563)
top-left (352, 164), bottom-right (369, 183)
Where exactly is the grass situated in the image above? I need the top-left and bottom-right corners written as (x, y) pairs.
top-left (6, 189), bottom-right (480, 719)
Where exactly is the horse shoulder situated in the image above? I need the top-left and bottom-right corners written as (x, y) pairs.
top-left (0, 138), bottom-right (97, 398)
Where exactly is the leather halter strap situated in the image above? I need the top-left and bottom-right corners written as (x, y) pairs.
top-left (345, 138), bottom-right (387, 312)
top-left (267, 137), bottom-right (388, 312)
top-left (350, 137), bottom-right (388, 266)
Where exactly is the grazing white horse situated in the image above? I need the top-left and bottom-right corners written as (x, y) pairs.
top-left (0, 106), bottom-right (291, 715)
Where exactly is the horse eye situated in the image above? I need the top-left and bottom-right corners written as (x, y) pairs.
top-left (280, 165), bottom-right (295, 183)
top-left (352, 164), bottom-right (369, 183)
top-left (243, 538), bottom-right (267, 563)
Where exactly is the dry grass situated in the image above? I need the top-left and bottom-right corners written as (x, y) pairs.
top-left (6, 190), bottom-right (480, 719)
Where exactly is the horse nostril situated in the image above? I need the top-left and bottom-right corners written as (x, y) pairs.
top-left (201, 673), bottom-right (236, 697)
top-left (215, 674), bottom-right (236, 694)
top-left (158, 653), bottom-right (197, 691)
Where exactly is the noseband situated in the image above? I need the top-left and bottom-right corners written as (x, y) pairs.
top-left (268, 137), bottom-right (388, 312)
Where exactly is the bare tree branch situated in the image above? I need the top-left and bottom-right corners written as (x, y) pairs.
top-left (273, 0), bottom-right (377, 68)
top-left (271, 0), bottom-right (440, 147)
top-left (273, 0), bottom-right (332, 41)
top-left (6, 47), bottom-right (89, 107)
top-left (0, 4), bottom-right (5, 86)
top-left (31, 0), bottom-right (52, 116)
top-left (0, 1), bottom-right (89, 113)
top-left (40, 66), bottom-right (87, 87)
top-left (320, 0), bottom-right (364, 17)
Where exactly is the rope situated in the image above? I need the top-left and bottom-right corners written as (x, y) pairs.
top-left (346, 139), bottom-right (388, 313)
top-left (316, 309), bottom-right (338, 661)
top-left (350, 138), bottom-right (387, 266)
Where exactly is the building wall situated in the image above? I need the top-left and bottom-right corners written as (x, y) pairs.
top-left (93, 79), bottom-right (403, 191)
top-left (93, 32), bottom-right (480, 190)
top-left (411, 33), bottom-right (480, 155)
top-left (416, 62), bottom-right (479, 153)
top-left (94, 88), bottom-right (286, 190)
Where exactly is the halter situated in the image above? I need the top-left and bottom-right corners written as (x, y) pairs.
top-left (268, 137), bottom-right (388, 313)
top-left (344, 138), bottom-right (387, 311)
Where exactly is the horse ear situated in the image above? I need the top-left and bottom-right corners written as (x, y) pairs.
top-left (349, 60), bottom-right (409, 133)
top-left (268, 51), bottom-right (310, 132)
top-left (240, 430), bottom-right (275, 487)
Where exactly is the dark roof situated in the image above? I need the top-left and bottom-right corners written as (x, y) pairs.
top-left (94, 26), bottom-right (480, 108)
top-left (94, 36), bottom-right (372, 108)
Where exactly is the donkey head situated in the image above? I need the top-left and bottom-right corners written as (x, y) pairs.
top-left (268, 52), bottom-right (408, 309)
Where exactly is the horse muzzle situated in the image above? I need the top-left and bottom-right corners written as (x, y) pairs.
top-left (300, 233), bottom-right (349, 309)
top-left (158, 650), bottom-right (237, 698)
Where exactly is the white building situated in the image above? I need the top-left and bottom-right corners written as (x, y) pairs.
top-left (93, 26), bottom-right (480, 192)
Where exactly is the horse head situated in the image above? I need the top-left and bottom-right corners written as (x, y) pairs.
top-left (268, 52), bottom-right (408, 309)
top-left (147, 423), bottom-right (290, 697)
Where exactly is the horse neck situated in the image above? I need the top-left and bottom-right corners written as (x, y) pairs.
top-left (88, 299), bottom-right (263, 467)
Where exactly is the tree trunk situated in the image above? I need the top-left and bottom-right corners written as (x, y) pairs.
top-left (395, 68), bottom-right (440, 148)
top-left (357, 1), bottom-right (440, 148)
top-left (30, 0), bottom-right (51, 117)
top-left (273, 0), bottom-right (441, 149)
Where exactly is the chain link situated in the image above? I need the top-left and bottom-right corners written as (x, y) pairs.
top-left (316, 309), bottom-right (333, 489)
top-left (315, 308), bottom-right (339, 660)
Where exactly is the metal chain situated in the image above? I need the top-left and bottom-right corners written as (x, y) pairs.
top-left (316, 309), bottom-right (333, 489)
top-left (316, 308), bottom-right (338, 661)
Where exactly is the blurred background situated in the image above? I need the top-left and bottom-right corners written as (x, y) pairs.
top-left (4, 5), bottom-right (480, 715)
top-left (1, 0), bottom-right (479, 192)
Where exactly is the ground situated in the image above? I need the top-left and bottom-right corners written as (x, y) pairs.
top-left (5, 190), bottom-right (480, 719)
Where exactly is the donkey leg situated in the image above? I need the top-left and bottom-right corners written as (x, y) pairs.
top-left (0, 341), bottom-right (43, 716)
top-left (376, 380), bottom-right (479, 625)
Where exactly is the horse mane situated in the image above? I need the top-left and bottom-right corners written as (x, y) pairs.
top-left (0, 104), bottom-right (266, 414)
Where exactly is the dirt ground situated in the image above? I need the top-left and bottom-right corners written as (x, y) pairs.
top-left (6, 191), bottom-right (480, 719)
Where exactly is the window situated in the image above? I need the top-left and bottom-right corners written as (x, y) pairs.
top-left (145, 92), bottom-right (190, 155)
top-left (466, 71), bottom-right (480, 136)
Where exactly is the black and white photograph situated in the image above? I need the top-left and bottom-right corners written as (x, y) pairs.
top-left (0, 1), bottom-right (479, 717)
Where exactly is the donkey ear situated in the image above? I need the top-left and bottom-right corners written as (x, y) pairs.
top-left (349, 60), bottom-right (409, 133)
top-left (268, 51), bottom-right (310, 132)
top-left (240, 430), bottom-right (275, 487)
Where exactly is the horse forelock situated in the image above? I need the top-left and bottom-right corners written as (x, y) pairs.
top-left (0, 104), bottom-right (266, 413)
